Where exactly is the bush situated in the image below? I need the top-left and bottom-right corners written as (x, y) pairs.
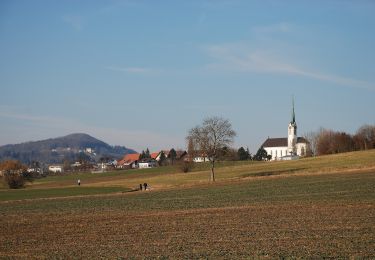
top-left (4, 172), bottom-right (25, 189)
top-left (180, 161), bottom-right (194, 173)
top-left (0, 160), bottom-right (29, 189)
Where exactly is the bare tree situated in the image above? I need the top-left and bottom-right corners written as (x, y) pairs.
top-left (187, 137), bottom-right (197, 161)
top-left (355, 124), bottom-right (375, 150)
top-left (315, 128), bottom-right (356, 155)
top-left (316, 128), bottom-right (335, 155)
top-left (304, 130), bottom-right (320, 156)
top-left (187, 116), bottom-right (236, 182)
top-left (305, 124), bottom-right (375, 156)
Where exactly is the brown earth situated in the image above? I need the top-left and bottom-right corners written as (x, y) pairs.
top-left (1, 202), bottom-right (374, 259)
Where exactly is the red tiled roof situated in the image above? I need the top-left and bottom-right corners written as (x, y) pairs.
top-left (151, 152), bottom-right (159, 159)
top-left (124, 153), bottom-right (140, 161)
top-left (118, 153), bottom-right (140, 165)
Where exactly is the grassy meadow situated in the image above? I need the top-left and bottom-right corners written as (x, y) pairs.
top-left (1, 150), bottom-right (375, 258)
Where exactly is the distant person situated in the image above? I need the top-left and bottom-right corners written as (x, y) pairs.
top-left (139, 184), bottom-right (142, 191)
top-left (143, 183), bottom-right (147, 190)
top-left (78, 179), bottom-right (81, 186)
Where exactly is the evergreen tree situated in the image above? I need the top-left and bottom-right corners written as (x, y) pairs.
top-left (158, 152), bottom-right (167, 166)
top-left (145, 148), bottom-right (151, 159)
top-left (169, 148), bottom-right (177, 165)
top-left (237, 147), bottom-right (248, 160)
top-left (139, 150), bottom-right (146, 160)
top-left (254, 146), bottom-right (269, 161)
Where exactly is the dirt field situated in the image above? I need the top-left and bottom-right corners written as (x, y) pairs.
top-left (1, 170), bottom-right (375, 259)
top-left (1, 203), bottom-right (375, 259)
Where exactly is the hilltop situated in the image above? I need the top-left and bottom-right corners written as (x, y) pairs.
top-left (0, 133), bottom-right (136, 165)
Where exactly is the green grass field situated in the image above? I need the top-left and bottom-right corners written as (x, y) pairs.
top-left (1, 150), bottom-right (375, 258)
top-left (2, 149), bottom-right (374, 199)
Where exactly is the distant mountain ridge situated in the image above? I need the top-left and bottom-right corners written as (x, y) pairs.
top-left (0, 133), bottom-right (136, 165)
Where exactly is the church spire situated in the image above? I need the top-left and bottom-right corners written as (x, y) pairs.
top-left (288, 96), bottom-right (297, 155)
top-left (291, 96), bottom-right (296, 124)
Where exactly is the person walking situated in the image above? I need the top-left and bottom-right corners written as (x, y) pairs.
top-left (78, 179), bottom-right (81, 186)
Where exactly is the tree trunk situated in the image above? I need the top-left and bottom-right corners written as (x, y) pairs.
top-left (210, 160), bottom-right (215, 182)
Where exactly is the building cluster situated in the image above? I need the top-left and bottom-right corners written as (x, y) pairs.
top-left (46, 149), bottom-right (210, 173)
top-left (31, 99), bottom-right (308, 174)
top-left (51, 147), bottom-right (96, 155)
top-left (117, 150), bottom-right (187, 169)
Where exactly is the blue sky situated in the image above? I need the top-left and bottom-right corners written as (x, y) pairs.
top-left (1, 0), bottom-right (374, 153)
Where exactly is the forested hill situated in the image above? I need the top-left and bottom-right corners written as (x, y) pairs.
top-left (0, 133), bottom-right (136, 165)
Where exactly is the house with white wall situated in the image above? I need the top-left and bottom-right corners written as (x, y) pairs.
top-left (262, 99), bottom-right (308, 161)
top-left (48, 165), bottom-right (63, 173)
top-left (193, 154), bottom-right (210, 163)
top-left (117, 153), bottom-right (140, 169)
top-left (138, 159), bottom-right (158, 169)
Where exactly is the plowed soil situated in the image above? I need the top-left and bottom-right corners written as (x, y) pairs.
top-left (1, 170), bottom-right (375, 259)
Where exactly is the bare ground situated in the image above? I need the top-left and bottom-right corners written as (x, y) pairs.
top-left (1, 202), bottom-right (374, 259)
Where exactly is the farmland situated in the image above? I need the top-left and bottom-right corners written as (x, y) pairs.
top-left (1, 150), bottom-right (375, 258)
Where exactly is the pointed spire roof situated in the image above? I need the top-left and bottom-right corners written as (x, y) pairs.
top-left (291, 96), bottom-right (296, 124)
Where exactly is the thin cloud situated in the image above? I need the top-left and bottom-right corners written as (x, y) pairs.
top-left (205, 44), bottom-right (375, 91)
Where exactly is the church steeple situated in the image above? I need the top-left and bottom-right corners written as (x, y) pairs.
top-left (291, 96), bottom-right (296, 125)
top-left (288, 96), bottom-right (297, 155)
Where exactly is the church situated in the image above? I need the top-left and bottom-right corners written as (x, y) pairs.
top-left (262, 100), bottom-right (308, 160)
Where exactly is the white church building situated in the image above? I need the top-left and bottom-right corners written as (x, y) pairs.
top-left (262, 100), bottom-right (308, 161)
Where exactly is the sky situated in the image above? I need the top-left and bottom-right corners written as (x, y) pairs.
top-left (1, 0), bottom-right (375, 153)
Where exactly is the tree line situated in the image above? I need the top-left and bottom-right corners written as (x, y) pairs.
top-left (305, 124), bottom-right (375, 156)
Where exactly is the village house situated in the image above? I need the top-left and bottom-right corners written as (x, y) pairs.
top-left (193, 154), bottom-right (210, 163)
top-left (48, 165), bottom-right (63, 173)
top-left (151, 152), bottom-right (163, 161)
top-left (138, 159), bottom-right (158, 169)
top-left (176, 150), bottom-right (188, 161)
top-left (151, 150), bottom-right (188, 162)
top-left (96, 160), bottom-right (117, 171)
top-left (117, 153), bottom-right (140, 169)
top-left (27, 167), bottom-right (42, 174)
